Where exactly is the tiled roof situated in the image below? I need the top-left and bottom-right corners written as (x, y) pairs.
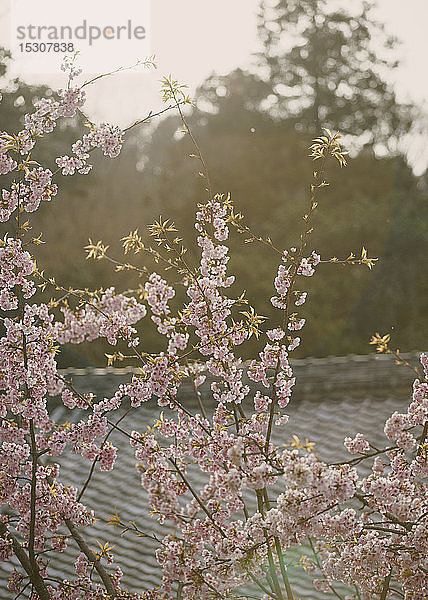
top-left (0, 353), bottom-right (422, 598)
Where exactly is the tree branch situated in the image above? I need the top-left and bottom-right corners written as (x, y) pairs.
top-left (0, 522), bottom-right (51, 600)
top-left (64, 518), bottom-right (117, 599)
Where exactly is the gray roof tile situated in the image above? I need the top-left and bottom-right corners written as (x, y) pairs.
top-left (0, 353), bottom-right (422, 598)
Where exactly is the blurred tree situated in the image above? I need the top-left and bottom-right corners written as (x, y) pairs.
top-left (0, 48), bottom-right (50, 131)
top-left (256, 0), bottom-right (413, 149)
top-left (193, 68), bottom-right (272, 133)
top-left (137, 65), bottom-right (426, 358)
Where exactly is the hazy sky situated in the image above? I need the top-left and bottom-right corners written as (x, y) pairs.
top-left (1, 0), bottom-right (428, 130)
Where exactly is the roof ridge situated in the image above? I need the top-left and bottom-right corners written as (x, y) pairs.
top-left (59, 351), bottom-right (424, 376)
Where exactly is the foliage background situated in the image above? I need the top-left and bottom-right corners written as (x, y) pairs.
top-left (1, 0), bottom-right (427, 365)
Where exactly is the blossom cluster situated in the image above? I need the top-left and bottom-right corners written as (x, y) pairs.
top-left (0, 138), bottom-right (17, 176)
top-left (0, 238), bottom-right (36, 310)
top-left (54, 287), bottom-right (146, 346)
top-left (0, 165), bottom-right (58, 222)
top-left (56, 122), bottom-right (124, 176)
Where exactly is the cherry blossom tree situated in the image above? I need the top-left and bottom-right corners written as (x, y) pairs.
top-left (0, 56), bottom-right (426, 600)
